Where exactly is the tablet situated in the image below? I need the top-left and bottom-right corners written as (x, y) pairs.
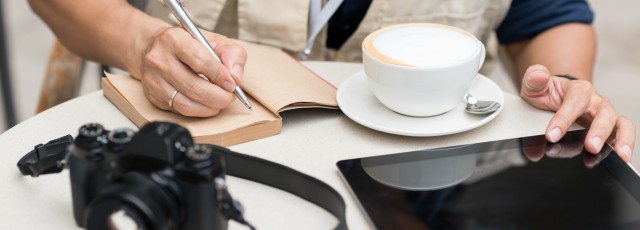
top-left (337, 130), bottom-right (640, 229)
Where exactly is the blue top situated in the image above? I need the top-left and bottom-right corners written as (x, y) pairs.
top-left (496, 0), bottom-right (594, 44)
top-left (326, 0), bottom-right (594, 49)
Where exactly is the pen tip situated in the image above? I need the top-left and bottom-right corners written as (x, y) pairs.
top-left (243, 102), bottom-right (252, 111)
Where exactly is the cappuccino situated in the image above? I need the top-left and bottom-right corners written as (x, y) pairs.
top-left (362, 23), bottom-right (486, 117)
top-left (363, 24), bottom-right (478, 67)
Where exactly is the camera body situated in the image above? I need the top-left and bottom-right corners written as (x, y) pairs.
top-left (68, 121), bottom-right (230, 230)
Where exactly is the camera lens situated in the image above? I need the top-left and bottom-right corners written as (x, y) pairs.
top-left (86, 200), bottom-right (146, 230)
top-left (108, 209), bottom-right (142, 230)
top-left (85, 172), bottom-right (179, 230)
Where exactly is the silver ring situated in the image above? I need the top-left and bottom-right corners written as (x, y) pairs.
top-left (169, 90), bottom-right (178, 109)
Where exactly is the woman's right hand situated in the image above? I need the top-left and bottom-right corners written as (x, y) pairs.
top-left (134, 27), bottom-right (248, 117)
top-left (28, 0), bottom-right (247, 117)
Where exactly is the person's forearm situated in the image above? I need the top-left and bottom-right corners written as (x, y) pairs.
top-left (505, 23), bottom-right (596, 82)
top-left (28, 0), bottom-right (171, 77)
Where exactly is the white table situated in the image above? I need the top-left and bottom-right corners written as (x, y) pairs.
top-left (0, 62), bottom-right (559, 229)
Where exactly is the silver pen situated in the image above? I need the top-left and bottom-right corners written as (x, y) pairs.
top-left (163, 0), bottom-right (252, 110)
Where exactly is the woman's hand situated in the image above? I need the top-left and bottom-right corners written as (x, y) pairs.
top-left (520, 64), bottom-right (636, 162)
top-left (135, 27), bottom-right (247, 117)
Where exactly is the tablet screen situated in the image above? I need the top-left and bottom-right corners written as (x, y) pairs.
top-left (337, 130), bottom-right (640, 229)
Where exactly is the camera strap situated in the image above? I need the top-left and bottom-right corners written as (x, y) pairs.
top-left (17, 135), bottom-right (349, 230)
top-left (17, 135), bottom-right (73, 177)
top-left (225, 151), bottom-right (348, 230)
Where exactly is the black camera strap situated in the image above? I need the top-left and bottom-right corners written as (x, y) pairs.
top-left (17, 135), bottom-right (348, 230)
top-left (225, 151), bottom-right (348, 230)
top-left (17, 135), bottom-right (73, 177)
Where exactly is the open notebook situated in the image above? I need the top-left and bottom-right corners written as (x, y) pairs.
top-left (102, 41), bottom-right (337, 146)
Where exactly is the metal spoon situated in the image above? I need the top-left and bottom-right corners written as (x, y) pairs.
top-left (465, 93), bottom-right (501, 115)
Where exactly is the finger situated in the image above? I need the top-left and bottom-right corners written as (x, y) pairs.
top-left (141, 72), bottom-right (172, 111)
top-left (154, 76), bottom-right (223, 117)
top-left (143, 28), bottom-right (235, 109)
top-left (208, 34), bottom-right (247, 84)
top-left (171, 90), bottom-right (223, 117)
top-left (145, 46), bottom-right (236, 111)
top-left (521, 64), bottom-right (551, 97)
top-left (545, 80), bottom-right (592, 143)
top-left (141, 28), bottom-right (233, 116)
top-left (584, 96), bottom-right (618, 154)
top-left (172, 34), bottom-right (237, 92)
top-left (613, 116), bottom-right (636, 162)
top-left (164, 60), bottom-right (236, 110)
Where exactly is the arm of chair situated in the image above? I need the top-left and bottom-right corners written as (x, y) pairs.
top-left (35, 40), bottom-right (84, 113)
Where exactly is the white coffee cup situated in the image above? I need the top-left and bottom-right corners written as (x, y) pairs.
top-left (362, 23), bottom-right (486, 117)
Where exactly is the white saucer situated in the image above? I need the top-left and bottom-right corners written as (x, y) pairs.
top-left (337, 71), bottom-right (504, 137)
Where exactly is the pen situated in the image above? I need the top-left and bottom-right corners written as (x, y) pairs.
top-left (163, 0), bottom-right (252, 111)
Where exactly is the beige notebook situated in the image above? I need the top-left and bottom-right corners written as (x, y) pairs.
top-left (102, 41), bottom-right (337, 146)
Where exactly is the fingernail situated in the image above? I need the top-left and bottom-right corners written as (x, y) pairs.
top-left (548, 127), bottom-right (562, 143)
top-left (524, 70), bottom-right (547, 91)
top-left (526, 70), bottom-right (546, 78)
top-left (591, 136), bottom-right (603, 152)
top-left (222, 80), bottom-right (235, 92)
top-left (548, 144), bottom-right (562, 156)
top-left (621, 144), bottom-right (632, 161)
top-left (231, 64), bottom-right (243, 80)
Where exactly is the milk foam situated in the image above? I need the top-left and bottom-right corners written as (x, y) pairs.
top-left (372, 26), bottom-right (477, 67)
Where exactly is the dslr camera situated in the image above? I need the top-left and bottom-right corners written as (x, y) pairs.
top-left (18, 121), bottom-right (349, 229)
top-left (58, 121), bottom-right (249, 229)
